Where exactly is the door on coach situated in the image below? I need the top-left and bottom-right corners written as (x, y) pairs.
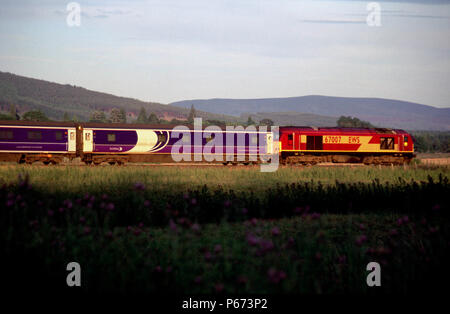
top-left (68, 129), bottom-right (76, 152)
top-left (83, 129), bottom-right (93, 152)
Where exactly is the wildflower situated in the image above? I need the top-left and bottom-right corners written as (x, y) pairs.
top-left (83, 226), bottom-right (91, 235)
top-left (271, 227), bottom-right (280, 236)
top-left (237, 275), bottom-right (248, 285)
top-left (389, 229), bottom-right (398, 236)
top-left (214, 244), bottom-right (222, 254)
top-left (154, 266), bottom-right (162, 273)
top-left (355, 235), bottom-right (368, 246)
top-left (224, 200), bottom-right (231, 207)
top-left (242, 208), bottom-right (248, 215)
top-left (191, 198), bottom-right (197, 205)
top-left (246, 233), bottom-right (260, 246)
top-left (166, 266), bottom-right (173, 273)
top-left (134, 182), bottom-right (146, 191)
top-left (267, 268), bottom-right (286, 284)
top-left (106, 203), bottom-right (115, 211)
top-left (144, 200), bottom-right (151, 207)
top-left (338, 255), bottom-right (347, 264)
top-left (47, 209), bottom-right (54, 217)
top-left (310, 212), bottom-right (321, 220)
top-left (204, 251), bottom-right (212, 261)
top-left (214, 283), bottom-right (224, 293)
top-left (64, 199), bottom-right (73, 209)
top-left (194, 276), bottom-right (202, 284)
top-left (105, 231), bottom-right (113, 239)
top-left (359, 223), bottom-right (365, 231)
top-left (79, 216), bottom-right (86, 223)
top-left (58, 207), bottom-right (64, 213)
top-left (432, 204), bottom-right (441, 211)
top-left (6, 199), bottom-right (14, 207)
top-left (191, 223), bottom-right (201, 233)
top-left (169, 219), bottom-right (178, 232)
top-left (315, 252), bottom-right (322, 261)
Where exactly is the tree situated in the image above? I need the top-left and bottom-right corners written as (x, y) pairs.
top-left (63, 112), bottom-right (71, 121)
top-left (22, 110), bottom-right (49, 122)
top-left (259, 118), bottom-right (274, 126)
top-left (246, 115), bottom-right (256, 126)
top-left (89, 110), bottom-right (107, 123)
top-left (9, 104), bottom-right (18, 120)
top-left (337, 116), bottom-right (375, 128)
top-left (0, 113), bottom-right (14, 120)
top-left (187, 105), bottom-right (196, 124)
top-left (148, 112), bottom-right (160, 124)
top-left (136, 107), bottom-right (148, 124)
top-left (109, 108), bottom-right (126, 123)
top-left (120, 108), bottom-right (127, 123)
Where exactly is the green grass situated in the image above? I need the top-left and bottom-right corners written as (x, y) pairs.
top-left (1, 164), bottom-right (448, 295)
top-left (0, 164), bottom-right (447, 194)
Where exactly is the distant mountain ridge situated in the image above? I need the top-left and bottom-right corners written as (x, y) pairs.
top-left (171, 96), bottom-right (450, 130)
top-left (0, 71), bottom-right (237, 122)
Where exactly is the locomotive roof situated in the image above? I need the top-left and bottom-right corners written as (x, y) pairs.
top-left (280, 126), bottom-right (409, 135)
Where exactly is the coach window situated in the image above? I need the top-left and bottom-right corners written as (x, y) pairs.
top-left (107, 134), bottom-right (116, 142)
top-left (380, 137), bottom-right (394, 150)
top-left (0, 130), bottom-right (13, 140)
top-left (55, 131), bottom-right (63, 141)
top-left (251, 136), bottom-right (258, 145)
top-left (70, 132), bottom-right (75, 141)
top-left (28, 131), bottom-right (42, 141)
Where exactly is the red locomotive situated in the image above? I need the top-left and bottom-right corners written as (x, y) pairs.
top-left (278, 126), bottom-right (414, 165)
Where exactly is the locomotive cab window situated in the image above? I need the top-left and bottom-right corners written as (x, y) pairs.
top-left (85, 133), bottom-right (91, 141)
top-left (380, 137), bottom-right (394, 150)
top-left (28, 131), bottom-right (42, 141)
top-left (107, 133), bottom-right (116, 142)
top-left (0, 130), bottom-right (13, 140)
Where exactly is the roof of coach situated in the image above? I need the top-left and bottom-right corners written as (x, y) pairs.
top-left (280, 126), bottom-right (409, 135)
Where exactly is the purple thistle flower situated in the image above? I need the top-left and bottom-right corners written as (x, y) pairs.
top-left (242, 208), bottom-right (248, 215)
top-left (6, 199), bottom-right (14, 207)
top-left (214, 244), bottom-right (222, 253)
top-left (47, 209), bottom-right (54, 217)
top-left (224, 200), bottom-right (231, 207)
top-left (106, 202), bottom-right (115, 211)
top-left (134, 182), bottom-right (146, 191)
top-left (271, 227), bottom-right (280, 236)
top-left (214, 283), bottom-right (224, 293)
top-left (194, 276), bottom-right (202, 284)
top-left (355, 235), bottom-right (368, 246)
top-left (246, 233), bottom-right (261, 246)
top-left (191, 223), bottom-right (201, 233)
top-left (79, 216), bottom-right (86, 223)
top-left (83, 226), bottom-right (91, 235)
top-left (191, 198), bottom-right (197, 205)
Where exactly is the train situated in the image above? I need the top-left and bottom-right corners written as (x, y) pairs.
top-left (0, 120), bottom-right (415, 165)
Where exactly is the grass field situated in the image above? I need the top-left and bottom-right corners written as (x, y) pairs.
top-left (1, 164), bottom-right (449, 295)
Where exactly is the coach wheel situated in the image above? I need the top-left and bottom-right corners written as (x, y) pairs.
top-left (84, 160), bottom-right (92, 165)
top-left (43, 161), bottom-right (50, 165)
top-left (93, 161), bottom-right (102, 166)
top-left (108, 161), bottom-right (116, 166)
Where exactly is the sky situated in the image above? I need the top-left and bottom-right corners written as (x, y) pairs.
top-left (0, 0), bottom-right (449, 107)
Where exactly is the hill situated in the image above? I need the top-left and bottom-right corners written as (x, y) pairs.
top-left (0, 71), bottom-right (237, 123)
top-left (171, 96), bottom-right (450, 130)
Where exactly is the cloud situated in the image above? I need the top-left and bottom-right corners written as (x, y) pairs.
top-left (300, 19), bottom-right (366, 24)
